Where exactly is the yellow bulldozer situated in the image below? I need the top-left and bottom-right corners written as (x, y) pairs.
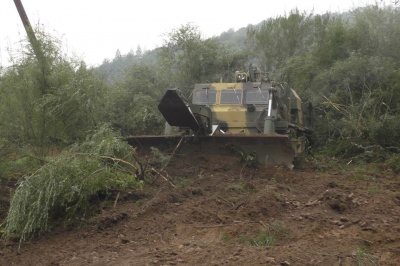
top-left (128, 66), bottom-right (313, 168)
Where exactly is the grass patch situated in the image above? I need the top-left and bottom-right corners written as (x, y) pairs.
top-left (227, 182), bottom-right (255, 193)
top-left (353, 246), bottom-right (378, 266)
top-left (173, 177), bottom-right (190, 189)
top-left (249, 229), bottom-right (277, 247)
top-left (221, 233), bottom-right (232, 242)
top-left (273, 191), bottom-right (281, 200)
top-left (241, 220), bottom-right (288, 247)
top-left (367, 185), bottom-right (383, 193)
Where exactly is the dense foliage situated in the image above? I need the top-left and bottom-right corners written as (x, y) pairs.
top-left (243, 7), bottom-right (400, 153)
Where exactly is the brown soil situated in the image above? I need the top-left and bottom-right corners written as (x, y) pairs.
top-left (1, 153), bottom-right (400, 266)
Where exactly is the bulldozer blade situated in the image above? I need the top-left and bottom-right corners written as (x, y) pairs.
top-left (158, 89), bottom-right (200, 131)
top-left (127, 134), bottom-right (295, 168)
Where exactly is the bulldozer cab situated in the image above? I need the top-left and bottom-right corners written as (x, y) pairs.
top-left (191, 82), bottom-right (272, 134)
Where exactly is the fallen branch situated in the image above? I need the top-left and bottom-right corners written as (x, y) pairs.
top-left (74, 152), bottom-right (138, 172)
top-left (216, 196), bottom-right (234, 207)
top-left (193, 221), bottom-right (260, 228)
top-left (139, 188), bottom-right (162, 213)
top-left (151, 137), bottom-right (184, 185)
top-left (151, 167), bottom-right (175, 187)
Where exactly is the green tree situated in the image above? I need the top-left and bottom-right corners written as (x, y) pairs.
top-left (246, 10), bottom-right (314, 74)
top-left (267, 6), bottom-right (400, 149)
top-left (349, 6), bottom-right (400, 61)
top-left (215, 44), bottom-right (249, 82)
top-left (105, 63), bottom-right (165, 135)
top-left (158, 23), bottom-right (220, 90)
top-left (0, 29), bottom-right (107, 148)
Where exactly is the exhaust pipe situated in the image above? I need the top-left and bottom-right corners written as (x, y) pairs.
top-left (263, 89), bottom-right (275, 134)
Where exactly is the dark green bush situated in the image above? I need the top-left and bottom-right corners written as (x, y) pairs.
top-left (4, 125), bottom-right (141, 243)
top-left (386, 154), bottom-right (400, 174)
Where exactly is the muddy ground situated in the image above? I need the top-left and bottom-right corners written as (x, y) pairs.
top-left (1, 152), bottom-right (399, 265)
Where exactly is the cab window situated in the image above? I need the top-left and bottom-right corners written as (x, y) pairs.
top-left (193, 90), bottom-right (217, 105)
top-left (246, 90), bottom-right (269, 104)
top-left (220, 90), bottom-right (243, 104)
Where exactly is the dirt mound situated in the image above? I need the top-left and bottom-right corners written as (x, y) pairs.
top-left (1, 153), bottom-right (400, 265)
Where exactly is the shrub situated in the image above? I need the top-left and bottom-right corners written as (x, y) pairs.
top-left (3, 125), bottom-right (140, 244)
top-left (247, 221), bottom-right (288, 247)
top-left (386, 154), bottom-right (400, 174)
top-left (369, 117), bottom-right (400, 148)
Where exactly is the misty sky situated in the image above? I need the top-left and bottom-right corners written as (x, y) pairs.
top-left (0, 0), bottom-right (393, 67)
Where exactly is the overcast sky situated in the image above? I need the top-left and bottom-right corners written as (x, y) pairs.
top-left (0, 0), bottom-right (393, 67)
